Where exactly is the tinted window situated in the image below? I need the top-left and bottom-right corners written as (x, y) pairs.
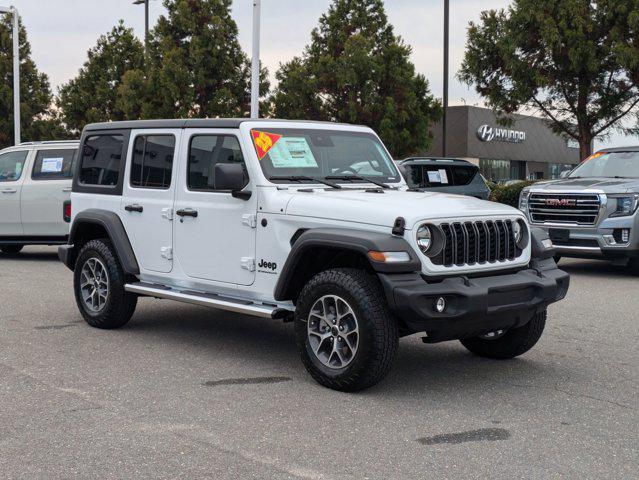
top-left (188, 135), bottom-right (246, 191)
top-left (0, 150), bottom-right (28, 182)
top-left (130, 135), bottom-right (175, 189)
top-left (79, 134), bottom-right (124, 186)
top-left (449, 166), bottom-right (477, 186)
top-left (32, 149), bottom-right (77, 180)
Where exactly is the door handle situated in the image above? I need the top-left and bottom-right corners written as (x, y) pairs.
top-left (125, 204), bottom-right (144, 213)
top-left (62, 187), bottom-right (72, 192)
top-left (1, 188), bottom-right (17, 194)
top-left (176, 208), bottom-right (198, 218)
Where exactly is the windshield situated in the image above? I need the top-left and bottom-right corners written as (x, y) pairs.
top-left (251, 128), bottom-right (400, 183)
top-left (569, 151), bottom-right (639, 178)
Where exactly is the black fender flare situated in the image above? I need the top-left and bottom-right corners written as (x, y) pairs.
top-left (59, 209), bottom-right (139, 274)
top-left (273, 228), bottom-right (421, 301)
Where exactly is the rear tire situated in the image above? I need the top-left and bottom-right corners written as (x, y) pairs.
top-left (295, 268), bottom-right (399, 392)
top-left (460, 310), bottom-right (547, 359)
top-left (73, 238), bottom-right (137, 329)
top-left (0, 245), bottom-right (24, 254)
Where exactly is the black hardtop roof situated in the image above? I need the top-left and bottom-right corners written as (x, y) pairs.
top-left (83, 118), bottom-right (361, 132)
top-left (399, 156), bottom-right (478, 167)
top-left (597, 146), bottom-right (639, 153)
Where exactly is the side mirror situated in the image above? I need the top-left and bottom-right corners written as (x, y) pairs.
top-left (214, 163), bottom-right (250, 199)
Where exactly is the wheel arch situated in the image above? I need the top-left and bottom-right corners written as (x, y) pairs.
top-left (274, 228), bottom-right (421, 303)
top-left (61, 209), bottom-right (139, 274)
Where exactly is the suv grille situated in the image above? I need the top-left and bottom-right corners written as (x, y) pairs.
top-left (529, 193), bottom-right (600, 225)
top-left (430, 220), bottom-right (522, 267)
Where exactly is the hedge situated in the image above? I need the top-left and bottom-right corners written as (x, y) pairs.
top-left (489, 181), bottom-right (537, 208)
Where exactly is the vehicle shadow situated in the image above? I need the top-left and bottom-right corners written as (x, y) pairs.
top-left (558, 258), bottom-right (637, 278)
top-left (122, 300), bottom-right (562, 396)
top-left (0, 251), bottom-right (60, 262)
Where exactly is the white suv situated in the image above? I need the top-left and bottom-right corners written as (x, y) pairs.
top-left (59, 119), bottom-right (569, 391)
top-left (0, 140), bottom-right (79, 254)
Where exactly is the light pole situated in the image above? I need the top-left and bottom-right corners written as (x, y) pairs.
top-left (1, 5), bottom-right (19, 145)
top-left (132, 0), bottom-right (150, 49)
top-left (442, 0), bottom-right (449, 157)
top-left (251, 0), bottom-right (261, 119)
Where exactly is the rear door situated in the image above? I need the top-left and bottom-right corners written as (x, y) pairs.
top-left (0, 149), bottom-right (30, 236)
top-left (121, 130), bottom-right (180, 273)
top-left (21, 147), bottom-right (76, 236)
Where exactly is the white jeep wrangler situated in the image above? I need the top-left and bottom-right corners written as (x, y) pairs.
top-left (59, 119), bottom-right (569, 391)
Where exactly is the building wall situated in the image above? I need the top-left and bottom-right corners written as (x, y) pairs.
top-left (425, 106), bottom-right (582, 182)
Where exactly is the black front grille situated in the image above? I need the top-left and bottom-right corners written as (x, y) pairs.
top-left (529, 193), bottom-right (600, 225)
top-left (430, 220), bottom-right (521, 267)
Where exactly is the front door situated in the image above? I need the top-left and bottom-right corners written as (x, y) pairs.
top-left (0, 150), bottom-right (29, 236)
top-left (121, 130), bottom-right (181, 273)
top-left (174, 130), bottom-right (257, 286)
top-left (21, 147), bottom-right (76, 236)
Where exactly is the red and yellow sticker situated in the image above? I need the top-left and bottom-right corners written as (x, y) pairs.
top-left (252, 130), bottom-right (282, 160)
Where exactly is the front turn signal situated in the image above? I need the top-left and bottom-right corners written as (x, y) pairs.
top-left (368, 251), bottom-right (411, 263)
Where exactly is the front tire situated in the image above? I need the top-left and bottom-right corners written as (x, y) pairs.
top-left (73, 238), bottom-right (137, 329)
top-left (295, 268), bottom-right (399, 392)
top-left (0, 245), bottom-right (24, 254)
top-left (460, 310), bottom-right (547, 359)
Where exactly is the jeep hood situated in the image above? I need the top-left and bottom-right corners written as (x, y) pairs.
top-left (531, 177), bottom-right (639, 194)
top-left (284, 189), bottom-right (521, 229)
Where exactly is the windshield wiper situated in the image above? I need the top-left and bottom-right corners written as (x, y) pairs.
top-left (268, 175), bottom-right (342, 189)
top-left (325, 174), bottom-right (393, 190)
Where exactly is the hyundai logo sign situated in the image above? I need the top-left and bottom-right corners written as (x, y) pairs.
top-left (477, 124), bottom-right (526, 143)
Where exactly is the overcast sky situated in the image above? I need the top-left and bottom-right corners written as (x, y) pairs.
top-left (12, 0), bottom-right (638, 148)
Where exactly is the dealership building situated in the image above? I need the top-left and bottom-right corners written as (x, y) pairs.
top-left (425, 106), bottom-right (582, 182)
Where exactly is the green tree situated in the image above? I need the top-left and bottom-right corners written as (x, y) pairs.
top-left (0, 14), bottom-right (67, 148)
top-left (58, 21), bottom-right (145, 133)
top-left (271, 0), bottom-right (441, 157)
top-left (459, 0), bottom-right (639, 160)
top-left (124, 0), bottom-right (269, 119)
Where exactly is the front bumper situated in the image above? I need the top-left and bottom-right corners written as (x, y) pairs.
top-left (528, 212), bottom-right (639, 259)
top-left (379, 261), bottom-right (569, 342)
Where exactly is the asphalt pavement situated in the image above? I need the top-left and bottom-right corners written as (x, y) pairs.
top-left (0, 247), bottom-right (637, 479)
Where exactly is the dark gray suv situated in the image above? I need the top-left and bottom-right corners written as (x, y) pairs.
top-left (398, 157), bottom-right (491, 200)
top-left (519, 146), bottom-right (639, 267)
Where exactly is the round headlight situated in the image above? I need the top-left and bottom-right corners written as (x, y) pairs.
top-left (513, 221), bottom-right (522, 244)
top-left (513, 219), bottom-right (528, 248)
top-left (416, 225), bottom-right (432, 254)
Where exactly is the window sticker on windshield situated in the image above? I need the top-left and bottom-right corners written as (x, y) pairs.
top-left (252, 130), bottom-right (282, 160)
top-left (41, 157), bottom-right (64, 173)
top-left (438, 169), bottom-right (449, 184)
top-left (427, 170), bottom-right (441, 183)
top-left (267, 137), bottom-right (319, 169)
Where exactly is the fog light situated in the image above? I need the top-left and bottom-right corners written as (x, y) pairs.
top-left (622, 229), bottom-right (630, 243)
top-left (434, 297), bottom-right (446, 313)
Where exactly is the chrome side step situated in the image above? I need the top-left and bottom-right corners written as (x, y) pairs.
top-left (124, 282), bottom-right (289, 319)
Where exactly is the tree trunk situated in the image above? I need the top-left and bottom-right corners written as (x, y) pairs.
top-left (579, 136), bottom-right (593, 161)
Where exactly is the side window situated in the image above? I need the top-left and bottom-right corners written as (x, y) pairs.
top-left (188, 135), bottom-right (247, 191)
top-left (79, 134), bottom-right (124, 186)
top-left (0, 150), bottom-right (28, 182)
top-left (32, 149), bottom-right (77, 180)
top-left (130, 135), bottom-right (175, 189)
